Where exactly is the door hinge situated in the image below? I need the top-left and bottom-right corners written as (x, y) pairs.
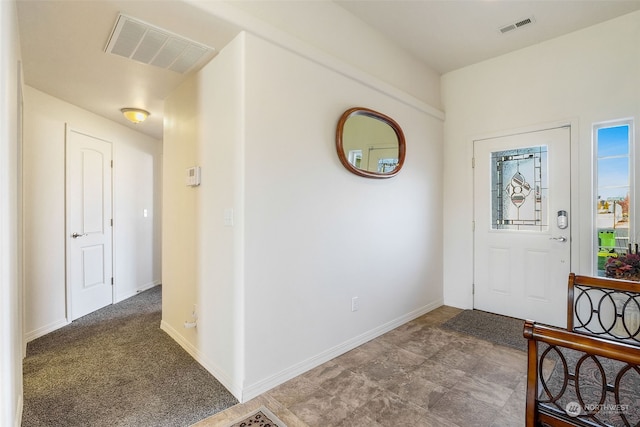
top-left (111, 277), bottom-right (114, 285)
top-left (472, 283), bottom-right (475, 295)
top-left (472, 221), bottom-right (475, 232)
top-left (471, 157), bottom-right (475, 168)
top-left (111, 160), bottom-right (113, 168)
top-left (110, 219), bottom-right (113, 227)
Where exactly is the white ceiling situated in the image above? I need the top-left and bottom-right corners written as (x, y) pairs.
top-left (336, 0), bottom-right (640, 74)
top-left (16, 0), bottom-right (640, 140)
top-left (17, 0), bottom-right (242, 139)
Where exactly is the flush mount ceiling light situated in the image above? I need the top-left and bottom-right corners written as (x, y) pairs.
top-left (121, 108), bottom-right (150, 124)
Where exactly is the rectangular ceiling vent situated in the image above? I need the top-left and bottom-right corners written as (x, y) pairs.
top-left (499, 16), bottom-right (536, 35)
top-left (104, 13), bottom-right (215, 74)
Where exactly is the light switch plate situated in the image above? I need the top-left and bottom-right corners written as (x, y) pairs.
top-left (186, 166), bottom-right (201, 186)
top-left (224, 208), bottom-right (234, 226)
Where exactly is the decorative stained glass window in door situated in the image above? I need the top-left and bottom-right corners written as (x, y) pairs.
top-left (491, 146), bottom-right (548, 230)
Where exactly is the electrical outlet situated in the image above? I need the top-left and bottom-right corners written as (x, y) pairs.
top-left (351, 296), bottom-right (359, 312)
top-left (184, 304), bottom-right (198, 329)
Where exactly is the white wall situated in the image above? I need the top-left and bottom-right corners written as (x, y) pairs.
top-left (0, 1), bottom-right (23, 425)
top-left (162, 29), bottom-right (444, 401)
top-left (242, 33), bottom-right (443, 397)
top-left (441, 11), bottom-right (640, 309)
top-left (162, 32), bottom-right (247, 397)
top-left (220, 0), bottom-right (442, 110)
top-left (23, 86), bottom-right (162, 340)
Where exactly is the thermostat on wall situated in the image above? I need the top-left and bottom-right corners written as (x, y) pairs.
top-left (186, 166), bottom-right (201, 187)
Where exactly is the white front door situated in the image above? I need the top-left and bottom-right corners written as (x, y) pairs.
top-left (66, 129), bottom-right (113, 320)
top-left (473, 126), bottom-right (571, 327)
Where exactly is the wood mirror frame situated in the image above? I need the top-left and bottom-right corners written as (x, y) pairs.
top-left (336, 107), bottom-right (406, 179)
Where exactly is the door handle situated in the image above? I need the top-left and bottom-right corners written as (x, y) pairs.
top-left (71, 232), bottom-right (88, 239)
top-left (549, 236), bottom-right (567, 242)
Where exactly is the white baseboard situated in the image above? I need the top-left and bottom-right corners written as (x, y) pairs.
top-left (25, 281), bottom-right (162, 342)
top-left (160, 320), bottom-right (243, 401)
top-left (24, 318), bottom-right (70, 343)
top-left (241, 300), bottom-right (442, 401)
top-left (161, 300), bottom-right (443, 403)
top-left (14, 394), bottom-right (22, 427)
top-left (115, 280), bottom-right (161, 303)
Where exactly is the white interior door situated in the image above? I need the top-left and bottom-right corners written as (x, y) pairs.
top-left (473, 126), bottom-right (571, 327)
top-left (66, 129), bottom-right (113, 320)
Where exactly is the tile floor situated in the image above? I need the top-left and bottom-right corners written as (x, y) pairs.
top-left (193, 306), bottom-right (527, 427)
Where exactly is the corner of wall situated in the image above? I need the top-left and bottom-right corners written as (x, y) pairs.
top-left (162, 30), bottom-right (248, 401)
top-left (0, 0), bottom-right (24, 425)
top-left (159, 320), bottom-right (243, 401)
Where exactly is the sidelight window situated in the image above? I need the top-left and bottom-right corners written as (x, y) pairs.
top-left (594, 121), bottom-right (633, 275)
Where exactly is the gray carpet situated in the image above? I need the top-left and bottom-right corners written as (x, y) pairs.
top-left (22, 286), bottom-right (238, 427)
top-left (441, 309), bottom-right (527, 352)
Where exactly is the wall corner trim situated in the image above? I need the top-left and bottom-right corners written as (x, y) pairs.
top-left (160, 320), bottom-right (243, 401)
top-left (13, 395), bottom-right (22, 427)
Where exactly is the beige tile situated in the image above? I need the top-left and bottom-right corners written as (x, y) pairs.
top-left (393, 376), bottom-right (448, 410)
top-left (259, 396), bottom-right (311, 427)
top-left (287, 388), bottom-right (352, 427)
top-left (451, 374), bottom-right (514, 408)
top-left (353, 347), bottom-right (427, 389)
top-left (354, 391), bottom-right (429, 425)
top-left (266, 374), bottom-right (321, 408)
top-left (415, 358), bottom-right (467, 389)
top-left (472, 356), bottom-right (526, 389)
top-left (333, 339), bottom-right (393, 371)
top-left (387, 318), bottom-right (427, 335)
top-left (428, 342), bottom-right (485, 372)
top-left (190, 411), bottom-right (234, 426)
top-left (302, 359), bottom-right (343, 384)
top-left (400, 326), bottom-right (457, 358)
top-left (353, 358), bottom-right (407, 387)
top-left (318, 369), bottom-right (383, 409)
top-left (356, 337), bottom-right (397, 357)
top-left (385, 345), bottom-right (428, 366)
top-left (333, 412), bottom-right (386, 427)
top-left (489, 413), bottom-right (524, 427)
top-left (191, 396), bottom-right (270, 426)
top-left (428, 388), bottom-right (501, 427)
top-left (497, 377), bottom-right (527, 422)
top-left (484, 343), bottom-right (527, 367)
top-left (194, 306), bottom-right (529, 427)
top-left (415, 306), bottom-right (463, 326)
top-left (376, 324), bottom-right (419, 348)
top-left (421, 411), bottom-right (464, 427)
top-left (446, 331), bottom-right (496, 352)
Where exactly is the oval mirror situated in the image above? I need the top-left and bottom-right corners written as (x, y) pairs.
top-left (336, 107), bottom-right (406, 178)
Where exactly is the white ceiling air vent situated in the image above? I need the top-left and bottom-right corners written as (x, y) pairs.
top-left (499, 16), bottom-right (536, 35)
top-left (104, 13), bottom-right (215, 73)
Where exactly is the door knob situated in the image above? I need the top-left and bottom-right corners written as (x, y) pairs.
top-left (549, 236), bottom-right (567, 242)
top-left (71, 232), bottom-right (88, 239)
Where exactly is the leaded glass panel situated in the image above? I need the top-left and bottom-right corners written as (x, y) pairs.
top-left (491, 146), bottom-right (548, 230)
